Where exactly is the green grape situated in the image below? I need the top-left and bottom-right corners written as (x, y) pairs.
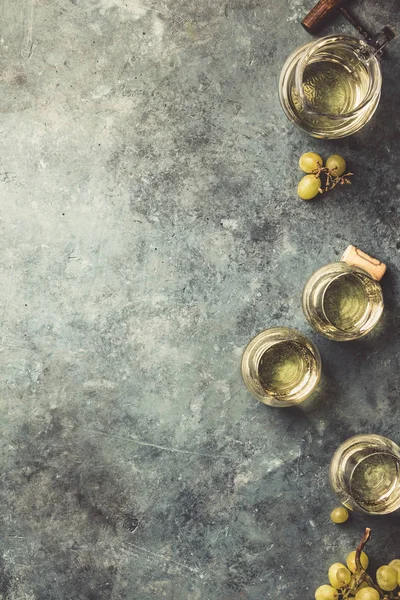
top-left (389, 559), bottom-right (400, 575)
top-left (376, 565), bottom-right (398, 591)
top-left (298, 175), bottom-right (321, 200)
top-left (330, 507), bottom-right (349, 524)
top-left (347, 550), bottom-right (369, 573)
top-left (355, 588), bottom-right (380, 600)
top-left (336, 567), bottom-right (352, 587)
top-left (299, 152), bottom-right (323, 173)
top-left (326, 154), bottom-right (346, 176)
top-left (389, 559), bottom-right (400, 586)
top-left (328, 563), bottom-right (345, 588)
top-left (328, 563), bottom-right (351, 588)
top-left (315, 585), bottom-right (339, 600)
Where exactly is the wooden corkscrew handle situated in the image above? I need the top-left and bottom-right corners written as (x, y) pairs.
top-left (302, 0), bottom-right (349, 34)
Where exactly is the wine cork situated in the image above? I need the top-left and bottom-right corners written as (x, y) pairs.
top-left (341, 245), bottom-right (386, 281)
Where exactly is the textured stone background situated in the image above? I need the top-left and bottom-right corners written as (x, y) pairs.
top-left (0, 0), bottom-right (400, 598)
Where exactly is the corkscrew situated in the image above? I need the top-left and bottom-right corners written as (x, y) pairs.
top-left (301, 0), bottom-right (395, 56)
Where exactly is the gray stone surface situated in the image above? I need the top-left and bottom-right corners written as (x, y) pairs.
top-left (1, 0), bottom-right (400, 598)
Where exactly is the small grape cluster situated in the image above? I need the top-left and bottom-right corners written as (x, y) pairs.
top-left (316, 529), bottom-right (400, 600)
top-left (297, 152), bottom-right (353, 200)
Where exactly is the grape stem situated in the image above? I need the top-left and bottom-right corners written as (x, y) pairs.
top-left (313, 163), bottom-right (353, 193)
top-left (354, 528), bottom-right (383, 595)
top-left (355, 527), bottom-right (371, 571)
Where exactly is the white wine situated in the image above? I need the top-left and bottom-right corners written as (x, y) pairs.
top-left (323, 272), bottom-right (370, 332)
top-left (321, 271), bottom-right (383, 335)
top-left (241, 328), bottom-right (321, 407)
top-left (350, 453), bottom-right (400, 513)
top-left (258, 341), bottom-right (316, 397)
top-left (303, 260), bottom-right (384, 341)
top-left (298, 49), bottom-right (370, 116)
top-left (292, 46), bottom-right (371, 135)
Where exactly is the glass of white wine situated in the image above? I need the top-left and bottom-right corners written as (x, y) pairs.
top-left (302, 246), bottom-right (385, 342)
top-left (241, 327), bottom-right (321, 407)
top-left (330, 434), bottom-right (400, 515)
top-left (279, 35), bottom-right (383, 138)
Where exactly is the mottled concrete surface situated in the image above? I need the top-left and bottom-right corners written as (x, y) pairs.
top-left (1, 0), bottom-right (400, 598)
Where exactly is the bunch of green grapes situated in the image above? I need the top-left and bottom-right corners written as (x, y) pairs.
top-left (315, 530), bottom-right (400, 600)
top-left (297, 152), bottom-right (350, 200)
